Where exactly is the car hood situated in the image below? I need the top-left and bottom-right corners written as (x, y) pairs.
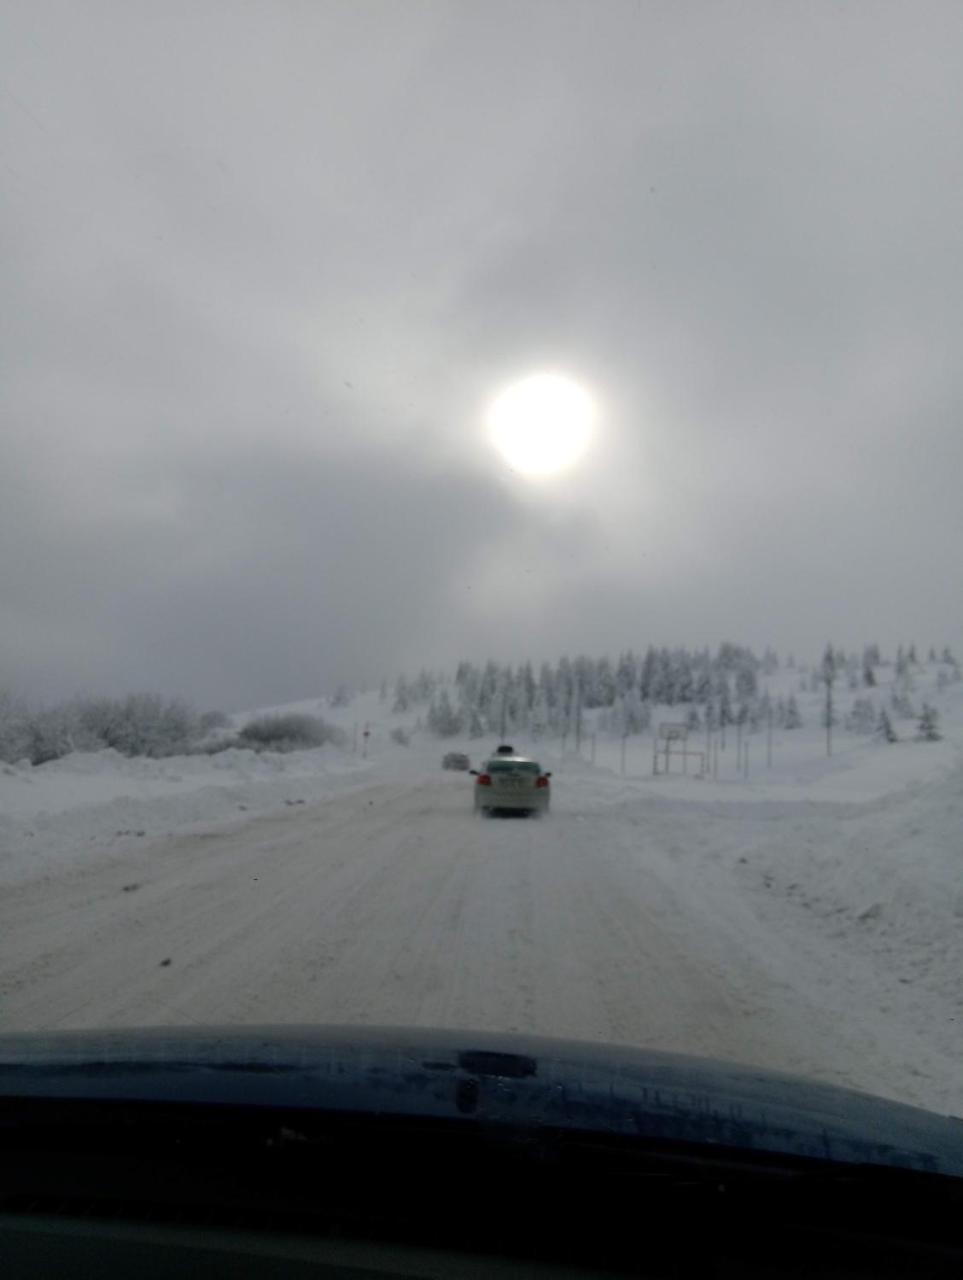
top-left (0, 1025), bottom-right (960, 1179)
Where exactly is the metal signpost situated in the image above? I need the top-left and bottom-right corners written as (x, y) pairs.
top-left (653, 723), bottom-right (706, 777)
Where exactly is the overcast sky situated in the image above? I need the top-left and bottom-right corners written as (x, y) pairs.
top-left (4, 1), bottom-right (963, 710)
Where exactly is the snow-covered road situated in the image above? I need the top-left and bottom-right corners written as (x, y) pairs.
top-left (5, 764), bottom-right (958, 1118)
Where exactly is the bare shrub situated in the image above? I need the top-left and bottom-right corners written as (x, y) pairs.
top-left (237, 713), bottom-right (343, 752)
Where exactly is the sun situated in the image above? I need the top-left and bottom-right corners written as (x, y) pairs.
top-left (486, 373), bottom-right (595, 478)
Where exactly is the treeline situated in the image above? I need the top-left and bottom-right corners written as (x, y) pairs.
top-left (390, 643), bottom-right (959, 740)
top-left (0, 691), bottom-right (229, 766)
top-left (395, 644), bottom-right (775, 739)
top-left (0, 692), bottom-right (350, 766)
top-left (0, 696), bottom-right (353, 762)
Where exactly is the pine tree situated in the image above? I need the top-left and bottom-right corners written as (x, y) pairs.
top-left (784, 695), bottom-right (802, 729)
top-left (427, 689), bottom-right (462, 737)
top-left (718, 682), bottom-right (733, 745)
top-left (392, 677), bottom-right (410, 713)
top-left (877, 709), bottom-right (898, 743)
top-left (693, 665), bottom-right (713, 705)
top-left (916, 704), bottom-right (941, 742)
top-left (890, 689), bottom-right (915, 720)
top-left (735, 663), bottom-right (757, 702)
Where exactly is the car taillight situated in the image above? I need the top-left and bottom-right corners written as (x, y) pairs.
top-left (476, 773), bottom-right (492, 786)
top-left (535, 776), bottom-right (549, 788)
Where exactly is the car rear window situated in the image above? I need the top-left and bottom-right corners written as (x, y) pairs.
top-left (488, 760), bottom-right (540, 774)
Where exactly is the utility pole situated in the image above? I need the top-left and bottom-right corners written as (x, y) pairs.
top-left (822, 643), bottom-right (836, 758)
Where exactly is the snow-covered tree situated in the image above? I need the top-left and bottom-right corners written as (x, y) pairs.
top-left (876, 709), bottom-right (898, 743)
top-left (427, 689), bottom-right (462, 737)
top-left (329, 684), bottom-right (352, 708)
top-left (734, 663), bottom-right (757, 703)
top-left (784, 694), bottom-right (803, 729)
top-left (693, 663), bottom-right (713, 705)
top-left (847, 697), bottom-right (876, 735)
top-left (916, 703), bottom-right (941, 742)
top-left (890, 689), bottom-right (915, 720)
top-left (615, 651), bottom-right (638, 697)
top-left (392, 677), bottom-right (410, 713)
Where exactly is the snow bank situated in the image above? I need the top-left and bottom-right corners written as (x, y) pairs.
top-left (0, 745), bottom-right (371, 885)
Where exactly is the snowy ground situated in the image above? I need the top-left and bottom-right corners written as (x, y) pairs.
top-left (2, 665), bottom-right (961, 1120)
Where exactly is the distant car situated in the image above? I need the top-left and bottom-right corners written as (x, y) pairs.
top-left (471, 753), bottom-right (551, 816)
top-left (442, 752), bottom-right (471, 771)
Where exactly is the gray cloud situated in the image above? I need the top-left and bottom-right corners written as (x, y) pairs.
top-left (3, 2), bottom-right (963, 708)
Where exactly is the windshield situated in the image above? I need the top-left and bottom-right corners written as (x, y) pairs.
top-left (1, 1), bottom-right (960, 1128)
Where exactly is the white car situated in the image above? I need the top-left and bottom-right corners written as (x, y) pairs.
top-left (471, 753), bottom-right (551, 817)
